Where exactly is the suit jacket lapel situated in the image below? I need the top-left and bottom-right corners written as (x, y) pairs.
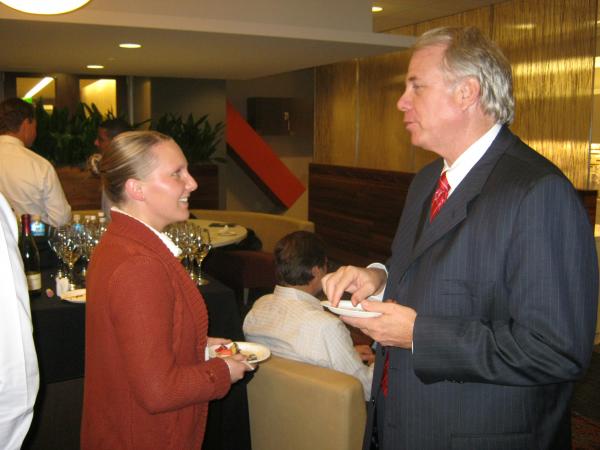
top-left (400, 127), bottom-right (518, 275)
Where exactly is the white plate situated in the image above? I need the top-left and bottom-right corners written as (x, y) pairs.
top-left (60, 288), bottom-right (86, 303)
top-left (208, 341), bottom-right (271, 363)
top-left (321, 300), bottom-right (381, 318)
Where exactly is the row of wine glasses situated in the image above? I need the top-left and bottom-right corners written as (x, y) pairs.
top-left (165, 222), bottom-right (212, 285)
top-left (47, 218), bottom-right (108, 290)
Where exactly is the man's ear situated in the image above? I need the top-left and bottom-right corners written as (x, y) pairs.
top-left (311, 265), bottom-right (326, 280)
top-left (124, 178), bottom-right (145, 201)
top-left (311, 265), bottom-right (320, 279)
top-left (455, 77), bottom-right (481, 110)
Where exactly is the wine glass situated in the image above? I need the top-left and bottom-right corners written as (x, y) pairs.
top-left (61, 226), bottom-right (83, 290)
top-left (47, 225), bottom-right (67, 279)
top-left (194, 228), bottom-right (212, 286)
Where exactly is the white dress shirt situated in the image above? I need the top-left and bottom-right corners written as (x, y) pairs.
top-left (243, 285), bottom-right (373, 400)
top-left (442, 123), bottom-right (502, 196)
top-left (0, 193), bottom-right (40, 449)
top-left (0, 135), bottom-right (71, 227)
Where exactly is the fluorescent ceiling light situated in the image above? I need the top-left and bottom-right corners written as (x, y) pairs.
top-left (22, 77), bottom-right (53, 99)
top-left (372, 6), bottom-right (383, 12)
top-left (119, 43), bottom-right (142, 49)
top-left (0, 0), bottom-right (91, 15)
top-left (86, 64), bottom-right (104, 69)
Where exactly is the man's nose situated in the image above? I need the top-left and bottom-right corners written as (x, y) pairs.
top-left (397, 91), bottom-right (410, 112)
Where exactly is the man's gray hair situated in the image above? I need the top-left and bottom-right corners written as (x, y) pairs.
top-left (415, 26), bottom-right (514, 124)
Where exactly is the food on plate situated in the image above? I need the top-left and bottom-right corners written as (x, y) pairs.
top-left (214, 342), bottom-right (239, 357)
top-left (243, 352), bottom-right (258, 363)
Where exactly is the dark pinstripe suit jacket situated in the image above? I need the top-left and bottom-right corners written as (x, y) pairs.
top-left (365, 127), bottom-right (599, 450)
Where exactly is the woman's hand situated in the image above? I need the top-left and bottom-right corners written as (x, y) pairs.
top-left (224, 354), bottom-right (254, 382)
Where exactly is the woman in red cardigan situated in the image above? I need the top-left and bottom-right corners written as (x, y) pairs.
top-left (81, 131), bottom-right (251, 450)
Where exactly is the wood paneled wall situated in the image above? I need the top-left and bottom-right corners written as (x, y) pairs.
top-left (309, 163), bottom-right (415, 266)
top-left (309, 163), bottom-right (597, 266)
top-left (314, 0), bottom-right (597, 188)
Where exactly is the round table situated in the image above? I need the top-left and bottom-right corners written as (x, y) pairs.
top-left (188, 219), bottom-right (247, 248)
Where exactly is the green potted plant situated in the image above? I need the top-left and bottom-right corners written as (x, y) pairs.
top-left (152, 113), bottom-right (225, 164)
top-left (32, 102), bottom-right (105, 167)
top-left (31, 102), bottom-right (122, 210)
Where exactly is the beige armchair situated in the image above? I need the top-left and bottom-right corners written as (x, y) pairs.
top-left (247, 356), bottom-right (367, 450)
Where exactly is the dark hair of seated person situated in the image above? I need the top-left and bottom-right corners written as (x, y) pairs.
top-left (274, 231), bottom-right (327, 286)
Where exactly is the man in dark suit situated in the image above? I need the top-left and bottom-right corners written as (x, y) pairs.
top-left (322, 26), bottom-right (598, 449)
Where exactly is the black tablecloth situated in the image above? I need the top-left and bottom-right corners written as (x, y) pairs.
top-left (27, 269), bottom-right (252, 450)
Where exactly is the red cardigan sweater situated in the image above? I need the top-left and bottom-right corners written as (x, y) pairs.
top-left (81, 212), bottom-right (230, 450)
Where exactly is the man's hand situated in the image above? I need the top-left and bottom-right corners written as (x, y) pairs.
top-left (322, 266), bottom-right (387, 306)
top-left (342, 300), bottom-right (417, 349)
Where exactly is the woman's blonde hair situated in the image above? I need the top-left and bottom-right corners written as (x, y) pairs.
top-left (89, 130), bottom-right (173, 205)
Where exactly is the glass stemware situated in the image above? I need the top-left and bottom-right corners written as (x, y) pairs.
top-left (61, 228), bottom-right (83, 290)
top-left (194, 227), bottom-right (212, 286)
top-left (165, 222), bottom-right (212, 286)
top-left (47, 225), bottom-right (67, 279)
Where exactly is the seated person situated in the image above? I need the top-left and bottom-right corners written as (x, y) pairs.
top-left (243, 231), bottom-right (373, 400)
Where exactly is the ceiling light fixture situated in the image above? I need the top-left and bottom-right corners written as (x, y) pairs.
top-left (22, 77), bottom-right (54, 99)
top-left (119, 43), bottom-right (142, 49)
top-left (0, 0), bottom-right (91, 15)
top-left (86, 64), bottom-right (104, 70)
top-left (372, 6), bottom-right (383, 12)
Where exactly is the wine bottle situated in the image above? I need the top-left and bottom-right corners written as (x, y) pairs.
top-left (30, 214), bottom-right (46, 237)
top-left (19, 214), bottom-right (42, 297)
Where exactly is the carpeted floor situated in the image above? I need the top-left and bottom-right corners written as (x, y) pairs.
top-left (572, 345), bottom-right (600, 449)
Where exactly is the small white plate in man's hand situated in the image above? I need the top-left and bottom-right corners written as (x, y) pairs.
top-left (321, 300), bottom-right (382, 318)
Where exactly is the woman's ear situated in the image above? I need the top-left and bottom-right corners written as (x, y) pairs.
top-left (124, 178), bottom-right (145, 202)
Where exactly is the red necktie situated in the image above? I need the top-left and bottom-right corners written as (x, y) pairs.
top-left (430, 171), bottom-right (450, 221)
top-left (381, 352), bottom-right (390, 396)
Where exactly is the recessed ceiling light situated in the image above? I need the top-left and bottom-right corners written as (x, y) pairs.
top-left (372, 6), bottom-right (383, 13)
top-left (86, 64), bottom-right (104, 70)
top-left (119, 43), bottom-right (142, 49)
top-left (0, 0), bottom-right (91, 14)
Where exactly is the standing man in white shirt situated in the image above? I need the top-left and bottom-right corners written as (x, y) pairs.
top-left (0, 191), bottom-right (40, 449)
top-left (243, 231), bottom-right (374, 400)
top-left (0, 98), bottom-right (71, 227)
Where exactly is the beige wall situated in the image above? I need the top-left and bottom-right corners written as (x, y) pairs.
top-left (315, 0), bottom-right (596, 189)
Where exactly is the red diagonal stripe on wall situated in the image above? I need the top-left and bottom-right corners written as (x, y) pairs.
top-left (226, 100), bottom-right (305, 208)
